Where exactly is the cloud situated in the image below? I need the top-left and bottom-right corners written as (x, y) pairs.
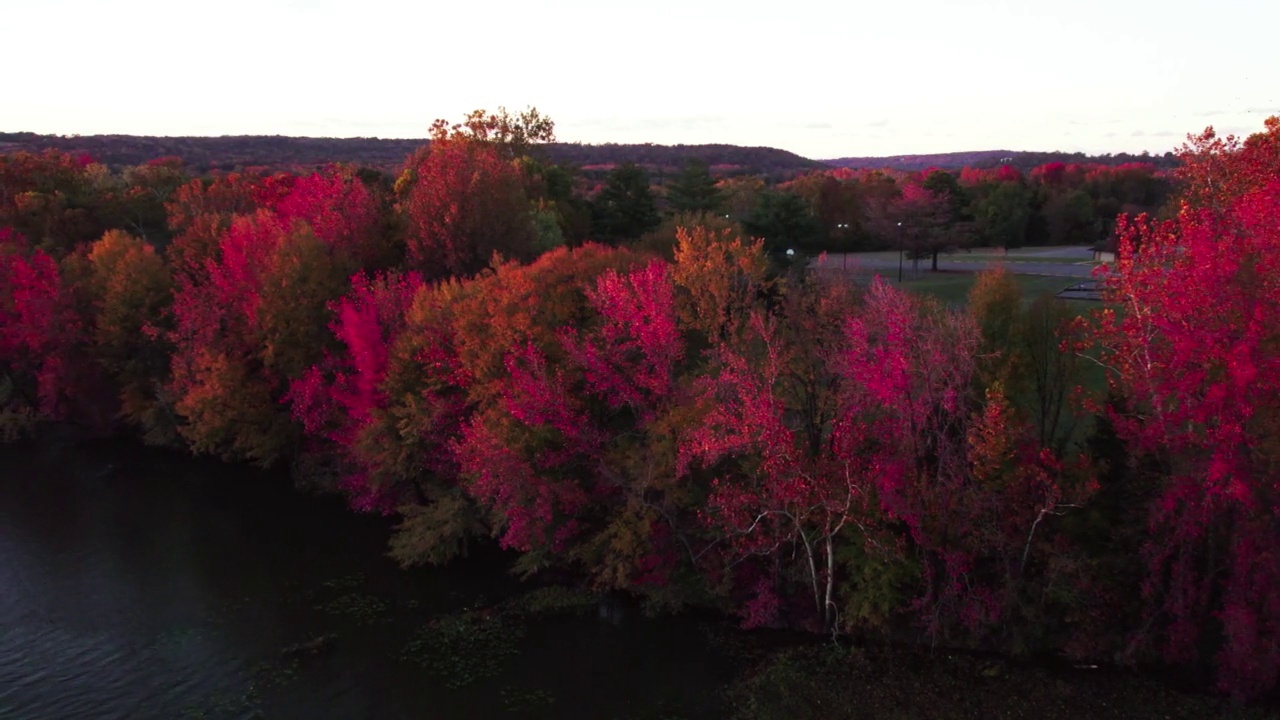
top-left (801, 122), bottom-right (833, 130)
top-left (1131, 130), bottom-right (1146, 137)
top-left (1245, 107), bottom-right (1277, 114)
top-left (864, 119), bottom-right (889, 128)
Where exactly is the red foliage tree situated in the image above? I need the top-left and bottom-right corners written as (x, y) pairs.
top-left (841, 280), bottom-right (1087, 641)
top-left (679, 300), bottom-right (881, 630)
top-left (457, 257), bottom-right (687, 588)
top-left (0, 150), bottom-right (110, 255)
top-left (0, 228), bottom-right (83, 419)
top-left (164, 172), bottom-right (272, 281)
top-left (288, 270), bottom-right (426, 512)
top-left (1094, 178), bottom-right (1280, 697)
top-left (884, 182), bottom-right (958, 273)
top-left (397, 140), bottom-right (536, 278)
top-left (1176, 116), bottom-right (1280, 215)
top-left (168, 169), bottom-right (385, 465)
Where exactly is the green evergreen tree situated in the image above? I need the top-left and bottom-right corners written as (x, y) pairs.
top-left (665, 159), bottom-right (723, 214)
top-left (742, 190), bottom-right (821, 253)
top-left (590, 162), bottom-right (660, 243)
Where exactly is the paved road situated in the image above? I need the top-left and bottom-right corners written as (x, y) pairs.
top-left (813, 253), bottom-right (1100, 279)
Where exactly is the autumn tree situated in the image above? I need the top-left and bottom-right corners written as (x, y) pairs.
top-left (168, 170), bottom-right (384, 465)
top-left (163, 171), bottom-right (272, 281)
top-left (80, 230), bottom-right (175, 442)
top-left (879, 183), bottom-right (956, 274)
top-left (0, 150), bottom-right (115, 256)
top-left (920, 169), bottom-right (969, 224)
top-left (677, 271), bottom-right (878, 631)
top-left (784, 169), bottom-right (863, 252)
top-left (429, 106), bottom-right (556, 161)
top-left (1092, 176), bottom-right (1280, 698)
top-left (288, 271), bottom-right (434, 508)
top-left (116, 157), bottom-right (190, 245)
top-left (384, 245), bottom-right (646, 569)
top-left (1174, 116), bottom-right (1280, 215)
top-left (397, 140), bottom-right (537, 277)
top-left (425, 244), bottom-right (694, 586)
top-left (459, 259), bottom-right (692, 591)
top-left (850, 169), bottom-right (903, 250)
top-left (0, 228), bottom-right (84, 424)
top-left (843, 281), bottom-right (1089, 644)
top-left (669, 225), bottom-right (770, 347)
top-left (968, 266), bottom-right (1026, 390)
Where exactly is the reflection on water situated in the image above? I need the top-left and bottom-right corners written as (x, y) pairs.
top-left (0, 441), bottom-right (730, 720)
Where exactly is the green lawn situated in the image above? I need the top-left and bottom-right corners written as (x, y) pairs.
top-left (878, 272), bottom-right (1086, 306)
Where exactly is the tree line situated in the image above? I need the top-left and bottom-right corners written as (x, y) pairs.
top-left (2, 110), bottom-right (1278, 701)
top-left (0, 116), bottom-right (1174, 266)
top-left (0, 131), bottom-right (825, 178)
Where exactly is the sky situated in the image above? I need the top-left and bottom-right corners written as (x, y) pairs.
top-left (2, 0), bottom-right (1276, 159)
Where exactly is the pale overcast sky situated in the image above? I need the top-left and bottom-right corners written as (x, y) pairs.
top-left (3, 0), bottom-right (1275, 159)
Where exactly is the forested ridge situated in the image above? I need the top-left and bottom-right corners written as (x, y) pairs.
top-left (824, 148), bottom-right (1181, 172)
top-left (0, 132), bottom-right (825, 177)
top-left (3, 108), bottom-right (1279, 703)
top-left (0, 131), bottom-right (1173, 177)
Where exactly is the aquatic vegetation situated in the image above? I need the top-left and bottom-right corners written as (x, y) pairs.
top-left (401, 609), bottom-right (526, 689)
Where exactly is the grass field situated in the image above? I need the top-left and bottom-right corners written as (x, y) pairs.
top-left (808, 243), bottom-right (1105, 306)
top-left (898, 273), bottom-right (1074, 305)
top-left (845, 270), bottom-right (1094, 307)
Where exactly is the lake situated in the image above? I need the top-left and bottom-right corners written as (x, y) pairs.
top-left (0, 440), bottom-right (734, 720)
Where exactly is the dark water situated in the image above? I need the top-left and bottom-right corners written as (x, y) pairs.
top-left (0, 442), bottom-right (733, 720)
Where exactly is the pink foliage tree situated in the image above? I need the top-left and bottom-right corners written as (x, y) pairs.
top-left (167, 168), bottom-right (387, 464)
top-left (1095, 179), bottom-right (1280, 697)
top-left (842, 280), bottom-right (1085, 640)
top-left (288, 271), bottom-right (425, 511)
top-left (457, 259), bottom-right (686, 587)
top-left (0, 228), bottom-right (83, 419)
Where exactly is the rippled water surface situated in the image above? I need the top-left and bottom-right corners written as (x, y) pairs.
top-left (0, 442), bottom-right (731, 720)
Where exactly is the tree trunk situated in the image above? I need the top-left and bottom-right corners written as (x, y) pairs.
top-left (824, 534), bottom-right (836, 631)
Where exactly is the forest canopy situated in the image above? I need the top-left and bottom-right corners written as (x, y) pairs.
top-left (3, 110), bottom-right (1279, 701)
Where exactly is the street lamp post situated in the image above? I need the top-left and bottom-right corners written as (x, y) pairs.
top-left (897, 222), bottom-right (904, 283)
top-left (837, 223), bottom-right (849, 270)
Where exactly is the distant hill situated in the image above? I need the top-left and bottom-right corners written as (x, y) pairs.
top-left (550, 143), bottom-right (827, 177)
top-left (822, 149), bottom-right (1180, 172)
top-left (0, 133), bottom-right (1184, 178)
top-left (0, 133), bottom-right (825, 178)
top-left (0, 133), bottom-right (426, 174)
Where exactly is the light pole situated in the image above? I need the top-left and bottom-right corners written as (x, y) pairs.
top-left (897, 221), bottom-right (904, 283)
top-left (837, 223), bottom-right (849, 270)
